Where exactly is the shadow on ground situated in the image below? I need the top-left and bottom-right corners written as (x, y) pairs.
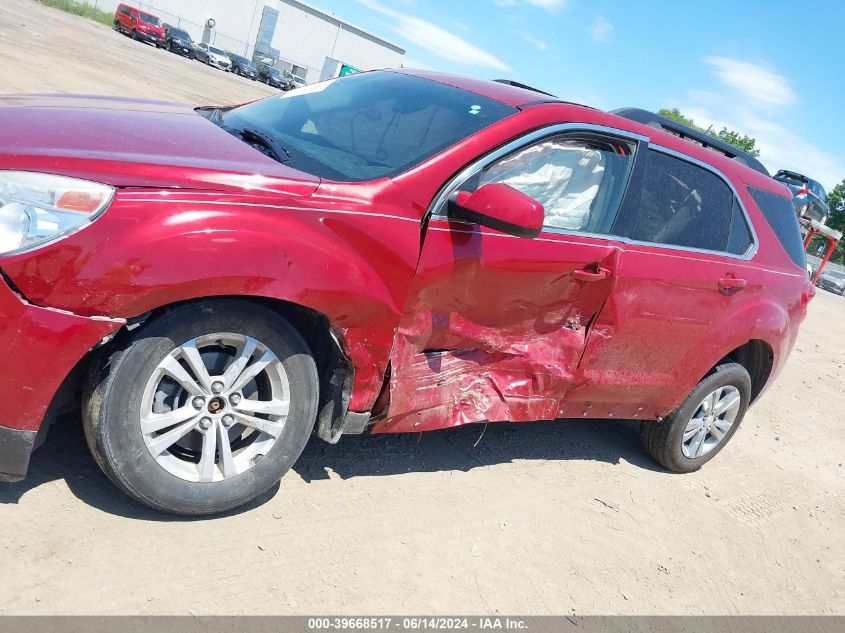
top-left (0, 414), bottom-right (662, 519)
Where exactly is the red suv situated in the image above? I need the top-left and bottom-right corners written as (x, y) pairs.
top-left (0, 71), bottom-right (813, 514)
top-left (114, 3), bottom-right (165, 48)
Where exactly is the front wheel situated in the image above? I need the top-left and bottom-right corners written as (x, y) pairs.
top-left (640, 363), bottom-right (751, 473)
top-left (83, 299), bottom-right (319, 515)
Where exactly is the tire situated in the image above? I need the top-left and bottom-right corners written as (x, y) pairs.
top-left (131, 29), bottom-right (139, 41)
top-left (640, 362), bottom-right (751, 473)
top-left (166, 41), bottom-right (171, 51)
top-left (82, 299), bottom-right (319, 515)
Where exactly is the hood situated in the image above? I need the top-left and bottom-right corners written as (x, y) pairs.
top-left (0, 94), bottom-right (320, 195)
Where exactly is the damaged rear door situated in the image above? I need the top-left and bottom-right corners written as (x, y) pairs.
top-left (374, 124), bottom-right (642, 433)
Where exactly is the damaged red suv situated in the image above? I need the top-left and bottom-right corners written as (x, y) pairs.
top-left (0, 71), bottom-right (812, 514)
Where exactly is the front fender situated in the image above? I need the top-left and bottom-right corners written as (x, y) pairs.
top-left (0, 190), bottom-right (423, 409)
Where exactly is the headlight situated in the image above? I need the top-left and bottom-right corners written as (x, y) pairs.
top-left (0, 171), bottom-right (113, 255)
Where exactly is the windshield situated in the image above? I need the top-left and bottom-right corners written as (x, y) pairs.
top-left (170, 28), bottom-right (190, 41)
top-left (220, 72), bottom-right (516, 182)
top-left (209, 46), bottom-right (225, 56)
top-left (231, 55), bottom-right (249, 66)
top-left (140, 13), bottom-right (160, 27)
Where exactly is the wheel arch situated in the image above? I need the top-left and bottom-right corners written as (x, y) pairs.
top-left (720, 339), bottom-right (774, 404)
top-left (51, 295), bottom-right (359, 445)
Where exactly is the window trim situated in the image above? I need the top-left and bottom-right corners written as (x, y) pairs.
top-left (428, 123), bottom-right (645, 242)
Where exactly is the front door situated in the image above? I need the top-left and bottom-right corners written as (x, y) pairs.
top-left (374, 126), bottom-right (640, 433)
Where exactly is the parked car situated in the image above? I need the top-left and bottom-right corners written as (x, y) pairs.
top-left (0, 71), bottom-right (813, 515)
top-left (194, 42), bottom-right (231, 71)
top-left (816, 270), bottom-right (845, 295)
top-left (114, 3), bottom-right (165, 48)
top-left (774, 169), bottom-right (830, 225)
top-left (286, 72), bottom-right (307, 89)
top-left (163, 24), bottom-right (195, 58)
top-left (227, 53), bottom-right (259, 80)
top-left (257, 64), bottom-right (285, 89)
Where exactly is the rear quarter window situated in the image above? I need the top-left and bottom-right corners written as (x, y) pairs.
top-left (746, 186), bottom-right (806, 268)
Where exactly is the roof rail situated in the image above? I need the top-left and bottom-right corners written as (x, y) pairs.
top-left (493, 79), bottom-right (557, 98)
top-left (610, 107), bottom-right (770, 177)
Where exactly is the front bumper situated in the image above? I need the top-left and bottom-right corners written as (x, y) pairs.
top-left (138, 31), bottom-right (163, 45)
top-left (170, 42), bottom-right (194, 57)
top-left (209, 58), bottom-right (231, 70)
top-left (0, 273), bottom-right (123, 481)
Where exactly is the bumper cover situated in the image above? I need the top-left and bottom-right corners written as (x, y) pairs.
top-left (0, 273), bottom-right (124, 480)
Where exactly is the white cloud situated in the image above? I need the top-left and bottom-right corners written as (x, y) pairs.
top-left (358, 0), bottom-right (510, 72)
top-left (519, 31), bottom-right (548, 51)
top-left (525, 0), bottom-right (568, 10)
top-left (682, 61), bottom-right (842, 189)
top-left (704, 56), bottom-right (796, 107)
top-left (492, 0), bottom-right (567, 12)
top-left (589, 16), bottom-right (613, 42)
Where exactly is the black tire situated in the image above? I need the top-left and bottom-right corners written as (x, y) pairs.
top-left (131, 29), bottom-right (139, 41)
top-left (640, 362), bottom-right (751, 473)
top-left (114, 20), bottom-right (120, 32)
top-left (82, 299), bottom-right (319, 515)
top-left (166, 41), bottom-right (171, 51)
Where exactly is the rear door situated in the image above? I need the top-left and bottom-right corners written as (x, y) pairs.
top-left (568, 146), bottom-right (761, 418)
top-left (379, 124), bottom-right (641, 433)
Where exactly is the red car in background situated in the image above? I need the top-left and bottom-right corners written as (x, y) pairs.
top-left (114, 3), bottom-right (165, 48)
top-left (0, 71), bottom-right (812, 515)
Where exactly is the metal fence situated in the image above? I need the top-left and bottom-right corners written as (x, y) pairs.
top-left (79, 0), bottom-right (253, 57)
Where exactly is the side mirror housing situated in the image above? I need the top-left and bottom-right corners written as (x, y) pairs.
top-left (448, 183), bottom-right (544, 238)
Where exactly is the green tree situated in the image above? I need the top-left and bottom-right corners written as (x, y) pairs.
top-left (827, 180), bottom-right (845, 234)
top-left (656, 108), bottom-right (761, 158)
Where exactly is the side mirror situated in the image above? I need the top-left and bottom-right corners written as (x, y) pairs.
top-left (448, 183), bottom-right (543, 238)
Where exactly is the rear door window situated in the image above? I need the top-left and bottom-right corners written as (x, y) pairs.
top-left (726, 198), bottom-right (754, 256)
top-left (611, 149), bottom-right (733, 252)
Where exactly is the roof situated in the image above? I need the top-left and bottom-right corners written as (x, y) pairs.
top-left (392, 69), bottom-right (564, 108)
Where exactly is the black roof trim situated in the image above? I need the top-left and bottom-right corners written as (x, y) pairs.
top-left (611, 107), bottom-right (769, 177)
top-left (493, 79), bottom-right (557, 98)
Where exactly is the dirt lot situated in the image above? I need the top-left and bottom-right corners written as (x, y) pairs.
top-left (0, 0), bottom-right (844, 616)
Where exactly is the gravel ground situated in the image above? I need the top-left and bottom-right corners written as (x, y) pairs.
top-left (0, 0), bottom-right (843, 616)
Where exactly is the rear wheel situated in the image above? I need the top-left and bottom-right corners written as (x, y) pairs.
top-left (640, 363), bottom-right (750, 473)
top-left (83, 299), bottom-right (319, 515)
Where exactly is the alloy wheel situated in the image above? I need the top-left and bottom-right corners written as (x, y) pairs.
top-left (682, 385), bottom-right (741, 458)
top-left (140, 332), bottom-right (291, 482)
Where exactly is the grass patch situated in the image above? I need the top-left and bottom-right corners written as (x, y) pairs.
top-left (37, 0), bottom-right (114, 28)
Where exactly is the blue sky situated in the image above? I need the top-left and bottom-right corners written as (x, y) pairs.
top-left (312, 0), bottom-right (843, 189)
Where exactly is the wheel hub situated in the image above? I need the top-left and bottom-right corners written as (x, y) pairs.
top-left (207, 396), bottom-right (226, 414)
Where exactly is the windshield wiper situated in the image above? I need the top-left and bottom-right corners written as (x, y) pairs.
top-left (235, 127), bottom-right (293, 164)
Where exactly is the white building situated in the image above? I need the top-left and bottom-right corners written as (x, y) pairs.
top-left (86, 0), bottom-right (405, 83)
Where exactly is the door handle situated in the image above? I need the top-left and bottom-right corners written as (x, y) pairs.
top-left (718, 276), bottom-right (747, 294)
top-left (572, 266), bottom-right (611, 282)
